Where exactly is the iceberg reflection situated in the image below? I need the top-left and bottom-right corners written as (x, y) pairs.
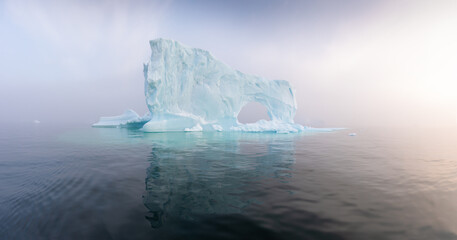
top-left (141, 132), bottom-right (298, 228)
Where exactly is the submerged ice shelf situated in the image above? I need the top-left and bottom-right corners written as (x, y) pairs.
top-left (94, 39), bottom-right (314, 133)
top-left (92, 110), bottom-right (151, 128)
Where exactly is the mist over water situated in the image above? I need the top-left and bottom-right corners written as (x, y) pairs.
top-left (0, 0), bottom-right (456, 128)
top-left (1, 124), bottom-right (456, 239)
top-left (1, 1), bottom-right (456, 239)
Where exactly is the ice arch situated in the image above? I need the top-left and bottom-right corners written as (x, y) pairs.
top-left (141, 38), bottom-right (303, 132)
top-left (237, 102), bottom-right (271, 124)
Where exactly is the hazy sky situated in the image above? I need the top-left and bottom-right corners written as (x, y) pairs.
top-left (0, 0), bottom-right (456, 127)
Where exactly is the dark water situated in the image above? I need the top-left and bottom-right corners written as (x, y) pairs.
top-left (0, 124), bottom-right (456, 240)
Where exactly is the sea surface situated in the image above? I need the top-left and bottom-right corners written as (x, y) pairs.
top-left (0, 124), bottom-right (456, 240)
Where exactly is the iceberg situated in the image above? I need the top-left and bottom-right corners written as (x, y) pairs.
top-left (94, 38), bottom-right (306, 133)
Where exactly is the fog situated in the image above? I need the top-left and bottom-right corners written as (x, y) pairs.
top-left (0, 0), bottom-right (456, 128)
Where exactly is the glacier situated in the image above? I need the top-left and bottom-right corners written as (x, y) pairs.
top-left (94, 38), bottom-right (308, 133)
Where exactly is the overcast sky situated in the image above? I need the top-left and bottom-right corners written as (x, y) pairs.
top-left (0, 0), bottom-right (456, 127)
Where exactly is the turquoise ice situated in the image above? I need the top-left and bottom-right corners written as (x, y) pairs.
top-left (94, 39), bottom-right (305, 133)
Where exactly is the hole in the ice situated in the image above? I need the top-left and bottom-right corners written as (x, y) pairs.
top-left (237, 102), bottom-right (271, 124)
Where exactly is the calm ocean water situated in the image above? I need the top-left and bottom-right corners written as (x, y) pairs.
top-left (0, 124), bottom-right (456, 240)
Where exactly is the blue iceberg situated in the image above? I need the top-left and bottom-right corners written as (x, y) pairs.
top-left (94, 39), bottom-right (306, 133)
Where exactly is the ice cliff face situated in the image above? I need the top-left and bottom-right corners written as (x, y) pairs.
top-left (94, 38), bottom-right (305, 133)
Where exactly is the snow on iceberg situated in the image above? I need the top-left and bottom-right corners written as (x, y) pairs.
top-left (94, 38), bottom-right (314, 133)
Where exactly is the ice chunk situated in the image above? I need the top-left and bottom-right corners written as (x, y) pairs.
top-left (95, 39), bottom-right (331, 133)
top-left (212, 124), bottom-right (223, 132)
top-left (93, 109), bottom-right (151, 128)
top-left (184, 124), bottom-right (203, 132)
